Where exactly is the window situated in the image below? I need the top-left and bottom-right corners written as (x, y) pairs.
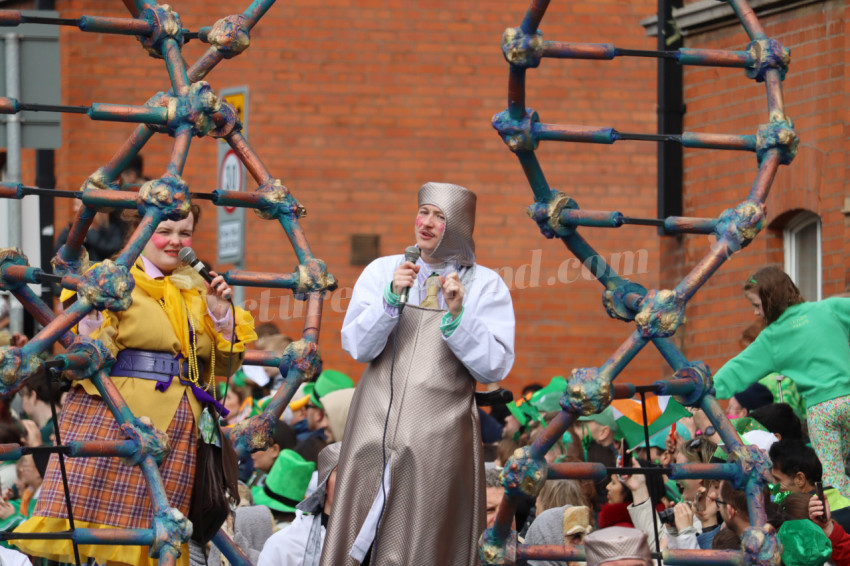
top-left (783, 211), bottom-right (821, 301)
top-left (350, 234), bottom-right (380, 266)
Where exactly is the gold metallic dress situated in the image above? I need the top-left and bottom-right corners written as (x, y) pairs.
top-left (321, 304), bottom-right (485, 566)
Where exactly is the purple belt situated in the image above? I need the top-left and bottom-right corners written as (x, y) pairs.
top-left (111, 349), bottom-right (229, 417)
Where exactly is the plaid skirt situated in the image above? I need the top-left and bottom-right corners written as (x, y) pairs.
top-left (34, 385), bottom-right (197, 527)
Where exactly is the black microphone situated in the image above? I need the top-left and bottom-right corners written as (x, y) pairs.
top-left (398, 245), bottom-right (421, 308)
top-left (178, 247), bottom-right (231, 301)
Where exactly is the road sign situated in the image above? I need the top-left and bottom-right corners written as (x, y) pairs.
top-left (217, 87), bottom-right (248, 265)
top-left (218, 220), bottom-right (242, 259)
top-left (218, 150), bottom-right (243, 213)
top-left (222, 92), bottom-right (245, 127)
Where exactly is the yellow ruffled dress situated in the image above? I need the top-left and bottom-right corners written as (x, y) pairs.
top-left (14, 260), bottom-right (256, 565)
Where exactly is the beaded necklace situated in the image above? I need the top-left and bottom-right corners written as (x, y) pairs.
top-left (156, 297), bottom-right (217, 400)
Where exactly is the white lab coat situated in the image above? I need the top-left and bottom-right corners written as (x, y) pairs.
top-left (259, 511), bottom-right (322, 566)
top-left (340, 255), bottom-right (515, 384)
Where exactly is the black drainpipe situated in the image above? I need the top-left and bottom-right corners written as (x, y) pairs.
top-left (657, 0), bottom-right (684, 234)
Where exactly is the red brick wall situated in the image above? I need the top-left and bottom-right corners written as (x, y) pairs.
top-left (660, 1), bottom-right (849, 378)
top-left (41, 0), bottom-right (665, 393)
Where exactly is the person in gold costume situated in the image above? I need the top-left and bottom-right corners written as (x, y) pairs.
top-left (321, 183), bottom-right (515, 566)
top-left (16, 205), bottom-right (256, 566)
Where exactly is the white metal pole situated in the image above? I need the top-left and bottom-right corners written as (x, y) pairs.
top-left (5, 32), bottom-right (24, 334)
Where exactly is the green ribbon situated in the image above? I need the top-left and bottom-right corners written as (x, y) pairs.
top-left (384, 281), bottom-right (402, 307)
top-left (440, 307), bottom-right (464, 337)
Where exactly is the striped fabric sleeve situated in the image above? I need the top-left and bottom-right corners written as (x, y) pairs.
top-left (384, 282), bottom-right (402, 308)
top-left (440, 308), bottom-right (464, 337)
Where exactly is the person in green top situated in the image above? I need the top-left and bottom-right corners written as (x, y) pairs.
top-left (738, 318), bottom-right (807, 420)
top-left (713, 266), bottom-right (850, 498)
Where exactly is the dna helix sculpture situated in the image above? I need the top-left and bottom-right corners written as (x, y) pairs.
top-left (0, 1), bottom-right (335, 564)
top-left (481, 1), bottom-right (797, 565)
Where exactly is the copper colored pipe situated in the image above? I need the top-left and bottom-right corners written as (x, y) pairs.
top-left (226, 132), bottom-right (273, 186)
top-left (302, 294), bottom-right (323, 343)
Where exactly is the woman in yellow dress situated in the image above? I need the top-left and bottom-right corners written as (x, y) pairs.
top-left (15, 205), bottom-right (256, 566)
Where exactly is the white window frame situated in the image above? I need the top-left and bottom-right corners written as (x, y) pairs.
top-left (783, 211), bottom-right (822, 301)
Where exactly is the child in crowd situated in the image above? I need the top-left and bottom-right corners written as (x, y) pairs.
top-left (738, 319), bottom-right (806, 419)
top-left (714, 266), bottom-right (850, 498)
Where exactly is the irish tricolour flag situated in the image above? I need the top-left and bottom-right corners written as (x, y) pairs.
top-left (611, 395), bottom-right (691, 450)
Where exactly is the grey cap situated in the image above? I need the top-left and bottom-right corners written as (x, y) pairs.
top-left (584, 526), bottom-right (651, 565)
top-left (417, 182), bottom-right (476, 266)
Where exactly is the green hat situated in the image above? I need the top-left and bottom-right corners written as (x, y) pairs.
top-left (777, 519), bottom-right (832, 566)
top-left (506, 398), bottom-right (541, 428)
top-left (578, 406), bottom-right (618, 433)
top-left (251, 449), bottom-right (316, 513)
top-left (310, 370), bottom-right (354, 410)
top-left (232, 368), bottom-right (248, 388)
top-left (529, 376), bottom-right (567, 414)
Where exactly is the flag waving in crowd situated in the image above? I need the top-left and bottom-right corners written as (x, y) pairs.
top-left (611, 395), bottom-right (691, 450)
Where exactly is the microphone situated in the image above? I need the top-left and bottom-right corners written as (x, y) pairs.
top-left (398, 245), bottom-right (421, 308)
top-left (178, 247), bottom-right (231, 301)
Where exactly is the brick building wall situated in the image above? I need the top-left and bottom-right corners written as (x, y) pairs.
top-left (8, 0), bottom-right (670, 393)
top-left (659, 1), bottom-right (849, 377)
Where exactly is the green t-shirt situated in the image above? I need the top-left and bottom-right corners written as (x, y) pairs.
top-left (715, 298), bottom-right (850, 407)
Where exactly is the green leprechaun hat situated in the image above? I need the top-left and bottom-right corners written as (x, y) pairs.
top-left (251, 449), bottom-right (316, 513)
top-left (309, 370), bottom-right (354, 410)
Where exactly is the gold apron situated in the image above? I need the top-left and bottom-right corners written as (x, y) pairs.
top-left (321, 304), bottom-right (485, 565)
